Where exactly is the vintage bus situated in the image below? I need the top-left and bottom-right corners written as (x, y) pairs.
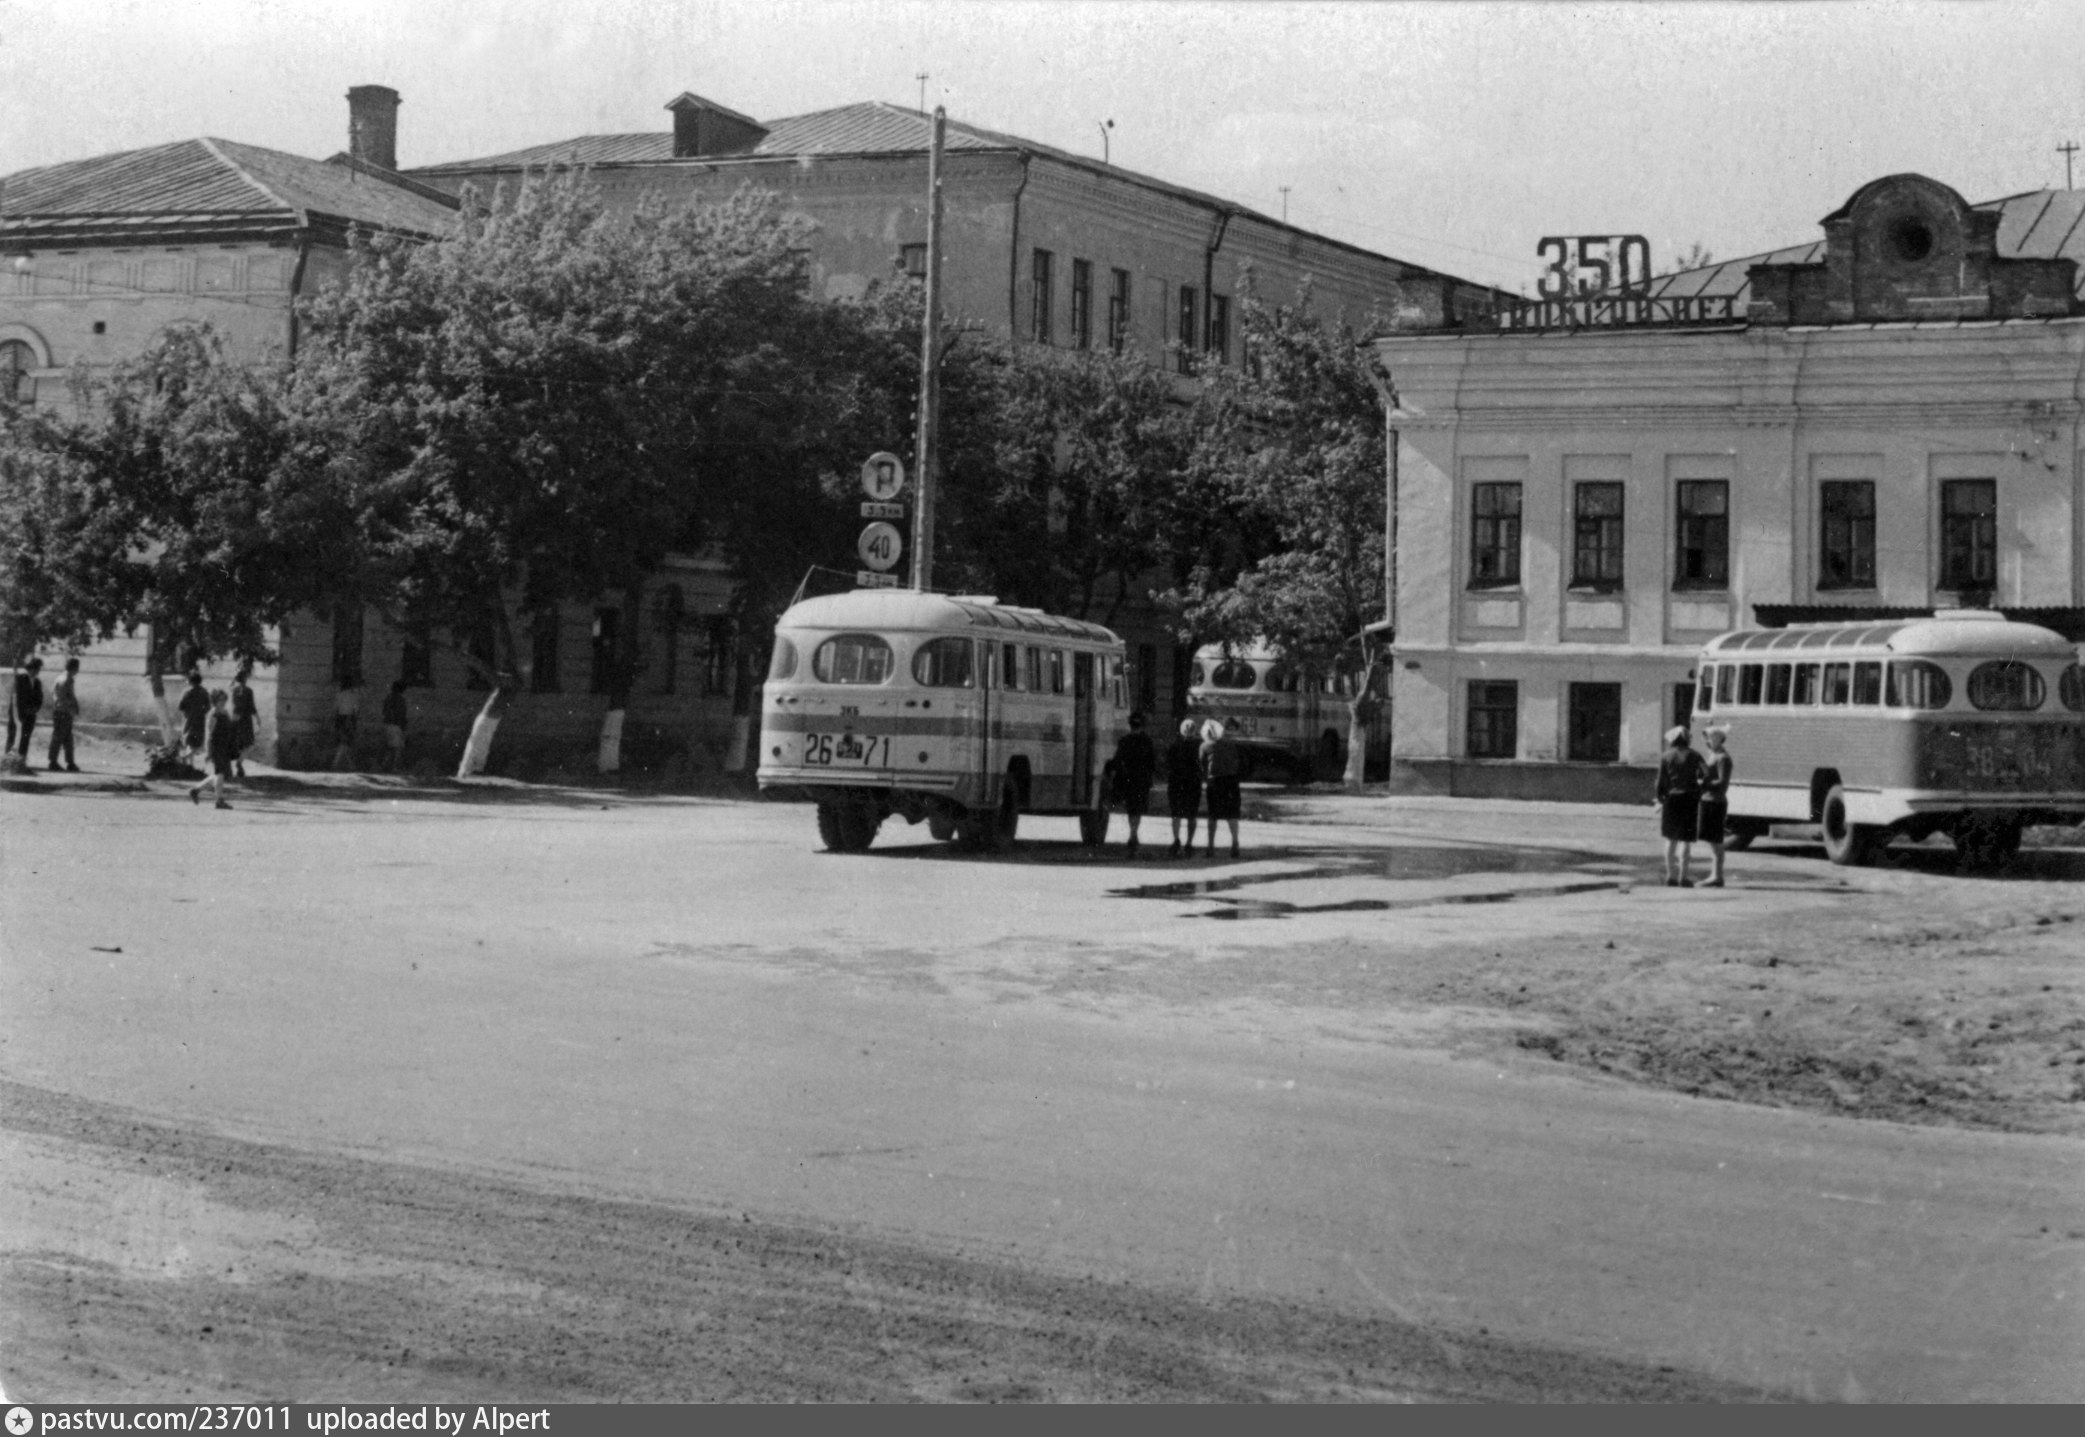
top-left (1184, 643), bottom-right (1389, 782)
top-left (1694, 610), bottom-right (2085, 866)
top-left (758, 590), bottom-right (1127, 852)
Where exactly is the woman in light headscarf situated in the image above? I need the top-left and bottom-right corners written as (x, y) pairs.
top-left (1165, 718), bottom-right (1204, 858)
top-left (1199, 720), bottom-right (1244, 859)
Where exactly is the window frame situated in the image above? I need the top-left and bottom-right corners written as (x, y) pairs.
top-left (1206, 293), bottom-right (1230, 365)
top-left (1818, 480), bottom-right (1877, 591)
top-left (1175, 284), bottom-right (1199, 375)
top-left (1030, 248), bottom-right (1054, 345)
top-left (1571, 481), bottom-right (1626, 591)
top-left (1566, 682), bottom-right (1623, 763)
top-left (1940, 479), bottom-right (1998, 592)
top-left (1673, 480), bottom-right (1730, 591)
top-left (1108, 268), bottom-right (1132, 353)
top-left (1468, 482), bottom-right (1524, 589)
top-left (1465, 680), bottom-right (1519, 760)
top-left (1070, 258), bottom-right (1093, 350)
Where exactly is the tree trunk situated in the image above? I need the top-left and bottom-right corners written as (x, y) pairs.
top-left (1342, 659), bottom-right (1382, 791)
top-left (456, 601), bottom-right (521, 778)
top-left (143, 625), bottom-right (177, 746)
top-left (596, 581), bottom-right (642, 775)
top-left (725, 643), bottom-right (754, 773)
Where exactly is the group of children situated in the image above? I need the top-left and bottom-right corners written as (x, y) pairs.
top-left (1654, 724), bottom-right (1735, 887)
top-left (179, 668), bottom-right (259, 811)
top-left (1106, 713), bottom-right (1247, 859)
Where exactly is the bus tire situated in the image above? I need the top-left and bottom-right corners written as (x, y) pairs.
top-left (1820, 785), bottom-right (1877, 866)
top-left (817, 803), bottom-right (880, 854)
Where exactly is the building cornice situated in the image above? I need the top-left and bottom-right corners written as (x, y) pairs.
top-left (1403, 396), bottom-right (2085, 433)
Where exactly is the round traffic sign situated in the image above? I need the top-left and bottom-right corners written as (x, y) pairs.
top-left (857, 521), bottom-right (904, 572)
top-left (860, 452), bottom-right (907, 501)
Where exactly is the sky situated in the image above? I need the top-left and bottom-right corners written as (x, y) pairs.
top-left (3, 0), bottom-right (2083, 292)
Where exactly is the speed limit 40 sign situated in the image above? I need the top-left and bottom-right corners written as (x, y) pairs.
top-left (857, 520), bottom-right (903, 572)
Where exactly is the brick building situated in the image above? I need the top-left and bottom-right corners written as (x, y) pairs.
top-left (1372, 173), bottom-right (2085, 801)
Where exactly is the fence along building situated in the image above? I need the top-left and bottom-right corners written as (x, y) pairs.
top-left (1372, 173), bottom-right (2085, 801)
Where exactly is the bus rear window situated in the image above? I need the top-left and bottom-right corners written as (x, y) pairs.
top-left (2062, 663), bottom-right (2085, 713)
top-left (1765, 664), bottom-right (1792, 704)
top-left (768, 637), bottom-right (798, 681)
top-left (1821, 663), bottom-right (1851, 705)
top-left (1887, 660), bottom-right (1951, 710)
top-left (1852, 661), bottom-right (1883, 705)
top-left (812, 633), bottom-right (894, 684)
top-left (1791, 664), bottom-right (1819, 704)
top-left (1210, 660), bottom-right (1257, 690)
top-left (912, 637), bottom-right (975, 688)
top-left (1737, 664), bottom-right (1764, 704)
top-left (1967, 660), bottom-right (2045, 711)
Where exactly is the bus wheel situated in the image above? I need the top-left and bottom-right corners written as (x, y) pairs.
top-left (817, 803), bottom-right (880, 853)
top-left (1820, 785), bottom-right (1877, 866)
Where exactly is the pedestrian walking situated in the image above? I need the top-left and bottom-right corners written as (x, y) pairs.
top-left (1108, 712), bottom-right (1157, 853)
top-left (1654, 724), bottom-right (1706, 887)
top-left (1165, 718), bottom-right (1203, 858)
top-left (229, 666), bottom-right (259, 778)
top-left (1199, 719), bottom-right (1243, 860)
top-left (331, 675), bottom-right (362, 771)
top-left (381, 678), bottom-right (409, 772)
top-left (1698, 724), bottom-right (1734, 888)
top-left (46, 656), bottom-right (80, 772)
top-left (177, 669), bottom-right (210, 766)
top-left (188, 689), bottom-right (236, 810)
top-left (11, 656), bottom-right (44, 762)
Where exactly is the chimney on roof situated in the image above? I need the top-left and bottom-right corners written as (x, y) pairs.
top-left (347, 85), bottom-right (401, 171)
top-left (666, 92), bottom-right (767, 158)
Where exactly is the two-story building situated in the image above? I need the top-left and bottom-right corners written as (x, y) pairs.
top-left (1373, 173), bottom-right (2085, 801)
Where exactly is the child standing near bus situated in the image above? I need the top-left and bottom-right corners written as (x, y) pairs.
top-left (1697, 725), bottom-right (1733, 888)
top-left (1654, 725), bottom-right (1705, 887)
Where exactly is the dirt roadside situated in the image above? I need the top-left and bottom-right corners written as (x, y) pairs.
top-left (0, 1080), bottom-right (1775, 1404)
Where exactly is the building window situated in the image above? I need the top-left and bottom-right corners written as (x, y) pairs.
top-left (702, 616), bottom-right (734, 697)
top-left (1468, 482), bottom-right (1522, 588)
top-left (1571, 482), bottom-right (1625, 590)
top-left (590, 607), bottom-right (621, 696)
top-left (898, 243), bottom-right (927, 281)
top-left (1108, 268), bottom-right (1132, 353)
top-left (1466, 680), bottom-right (1518, 759)
top-left (1940, 479), bottom-right (1997, 592)
top-left (1819, 481), bottom-right (1876, 590)
top-left (399, 625), bottom-right (433, 688)
top-left (1030, 249), bottom-right (1053, 344)
top-left (1070, 259), bottom-right (1092, 350)
top-left (0, 340), bottom-right (34, 406)
top-left (1174, 285), bottom-right (1198, 374)
top-left (530, 608), bottom-right (561, 693)
top-left (1207, 294), bottom-right (1230, 365)
top-left (1674, 480), bottom-right (1729, 590)
top-left (1567, 683), bottom-right (1622, 762)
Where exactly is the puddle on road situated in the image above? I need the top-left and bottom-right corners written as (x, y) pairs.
top-left (1107, 845), bottom-right (1634, 920)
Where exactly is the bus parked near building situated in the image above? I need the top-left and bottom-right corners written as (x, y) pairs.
top-left (1185, 643), bottom-right (1389, 782)
top-left (1694, 610), bottom-right (2085, 866)
top-left (758, 590), bottom-right (1127, 852)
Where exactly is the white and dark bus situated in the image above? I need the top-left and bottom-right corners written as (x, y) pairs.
top-left (1184, 642), bottom-right (1389, 782)
top-left (1693, 610), bottom-right (2085, 865)
top-left (758, 590), bottom-right (1127, 852)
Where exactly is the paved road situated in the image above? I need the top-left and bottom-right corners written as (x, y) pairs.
top-left (2, 781), bottom-right (2080, 1400)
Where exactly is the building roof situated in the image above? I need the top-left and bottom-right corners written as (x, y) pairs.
top-left (410, 100), bottom-right (1458, 282)
top-left (0, 137), bottom-right (458, 248)
top-left (1647, 189), bottom-right (2085, 303)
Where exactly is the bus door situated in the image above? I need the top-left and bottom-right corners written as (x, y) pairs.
top-left (1071, 651), bottom-right (1096, 804)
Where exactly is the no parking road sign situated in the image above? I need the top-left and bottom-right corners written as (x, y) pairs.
top-left (861, 452), bottom-right (907, 501)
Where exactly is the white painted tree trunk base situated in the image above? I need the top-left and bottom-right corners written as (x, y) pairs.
top-left (597, 709), bottom-right (624, 773)
top-left (151, 688), bottom-right (177, 748)
top-left (457, 713), bottom-right (500, 777)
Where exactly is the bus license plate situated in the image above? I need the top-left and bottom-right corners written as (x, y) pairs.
top-left (1929, 725), bottom-right (2083, 790)
top-left (804, 732), bottom-right (890, 767)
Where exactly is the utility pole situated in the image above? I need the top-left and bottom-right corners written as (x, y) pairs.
top-left (911, 106), bottom-right (946, 592)
top-left (2061, 141), bottom-right (2080, 190)
top-left (1279, 185), bottom-right (1290, 223)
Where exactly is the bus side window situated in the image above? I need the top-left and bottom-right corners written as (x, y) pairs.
top-left (1002, 643), bottom-right (1020, 690)
top-left (1888, 660), bottom-right (1951, 709)
top-left (1025, 647), bottom-right (1042, 692)
top-left (1697, 665), bottom-right (1716, 712)
top-left (1049, 649), bottom-right (1066, 695)
top-left (1110, 655), bottom-right (1126, 708)
top-left (1765, 664), bottom-right (1792, 705)
top-left (1821, 663), bottom-right (1851, 705)
top-left (1791, 664), bottom-right (1818, 704)
top-left (1738, 664), bottom-right (1764, 704)
top-left (1715, 666), bottom-right (1736, 704)
top-left (1851, 661), bottom-right (1883, 706)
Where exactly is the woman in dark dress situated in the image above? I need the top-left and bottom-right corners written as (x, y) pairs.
top-left (1654, 725), bottom-right (1705, 887)
top-left (1697, 724), bottom-right (1734, 888)
top-left (1165, 719), bottom-right (1204, 858)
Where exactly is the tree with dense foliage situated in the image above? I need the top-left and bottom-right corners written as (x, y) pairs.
top-left (0, 325), bottom-right (341, 744)
top-left (1180, 284), bottom-right (1389, 786)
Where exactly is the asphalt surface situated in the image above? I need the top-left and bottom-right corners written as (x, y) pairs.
top-left (2, 769), bottom-right (2081, 1400)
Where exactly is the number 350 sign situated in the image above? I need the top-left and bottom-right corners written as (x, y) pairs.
top-left (1536, 235), bottom-right (1652, 298)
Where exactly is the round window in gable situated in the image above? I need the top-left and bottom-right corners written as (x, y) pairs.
top-left (1886, 215), bottom-right (1935, 263)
